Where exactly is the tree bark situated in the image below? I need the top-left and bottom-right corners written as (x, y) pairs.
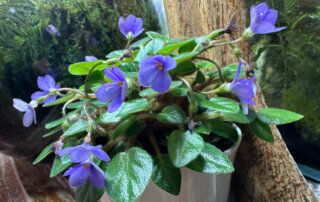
top-left (162, 0), bottom-right (318, 201)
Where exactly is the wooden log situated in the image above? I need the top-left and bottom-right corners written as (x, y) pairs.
top-left (162, 0), bottom-right (318, 201)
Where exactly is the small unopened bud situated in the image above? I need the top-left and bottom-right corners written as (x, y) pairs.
top-left (62, 119), bottom-right (70, 132)
top-left (200, 39), bottom-right (209, 47)
top-left (51, 140), bottom-right (64, 154)
top-left (69, 114), bottom-right (80, 124)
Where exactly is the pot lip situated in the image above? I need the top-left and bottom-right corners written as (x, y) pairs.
top-left (224, 123), bottom-right (242, 156)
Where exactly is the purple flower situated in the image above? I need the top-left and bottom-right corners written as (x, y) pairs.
top-left (58, 142), bottom-right (110, 163)
top-left (249, 2), bottom-right (286, 34)
top-left (230, 62), bottom-right (256, 115)
top-left (118, 15), bottom-right (144, 39)
top-left (95, 66), bottom-right (128, 113)
top-left (13, 99), bottom-right (37, 127)
top-left (9, 8), bottom-right (16, 14)
top-left (85, 56), bottom-right (98, 62)
top-left (138, 55), bottom-right (177, 93)
top-left (64, 161), bottom-right (106, 188)
top-left (31, 75), bottom-right (60, 105)
top-left (46, 24), bottom-right (61, 36)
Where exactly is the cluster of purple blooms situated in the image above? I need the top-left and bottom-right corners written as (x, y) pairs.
top-left (58, 141), bottom-right (110, 188)
top-left (12, 2), bottom-right (285, 189)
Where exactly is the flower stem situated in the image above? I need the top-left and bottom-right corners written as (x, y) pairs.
top-left (178, 76), bottom-right (196, 118)
top-left (62, 94), bottom-right (82, 118)
top-left (194, 111), bottom-right (221, 121)
top-left (84, 61), bottom-right (103, 96)
top-left (194, 56), bottom-right (225, 83)
top-left (148, 132), bottom-right (162, 160)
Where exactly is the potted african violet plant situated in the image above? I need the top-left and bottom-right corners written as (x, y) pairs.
top-left (13, 2), bottom-right (303, 202)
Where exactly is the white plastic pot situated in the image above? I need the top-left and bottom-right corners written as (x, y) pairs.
top-left (137, 125), bottom-right (242, 202)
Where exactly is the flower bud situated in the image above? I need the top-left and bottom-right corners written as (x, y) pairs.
top-left (126, 31), bottom-right (133, 41)
top-left (51, 139), bottom-right (64, 154)
top-left (233, 48), bottom-right (242, 58)
top-left (62, 119), bottom-right (70, 132)
top-left (29, 100), bottom-right (38, 108)
top-left (69, 114), bottom-right (80, 124)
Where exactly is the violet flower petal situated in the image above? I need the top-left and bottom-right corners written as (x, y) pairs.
top-left (31, 91), bottom-right (48, 101)
top-left (151, 70), bottom-right (171, 93)
top-left (64, 164), bottom-right (83, 176)
top-left (90, 148), bottom-right (110, 162)
top-left (43, 95), bottom-right (57, 105)
top-left (104, 67), bottom-right (125, 82)
top-left (44, 75), bottom-right (55, 89)
top-left (121, 81), bottom-right (128, 101)
top-left (37, 76), bottom-right (50, 91)
top-left (69, 164), bottom-right (89, 187)
top-left (138, 66), bottom-right (158, 87)
top-left (13, 98), bottom-right (29, 112)
top-left (89, 163), bottom-right (106, 189)
top-left (162, 56), bottom-right (177, 71)
top-left (95, 83), bottom-right (121, 103)
top-left (108, 94), bottom-right (123, 113)
top-left (69, 147), bottom-right (91, 163)
top-left (58, 146), bottom-right (77, 156)
top-left (85, 56), bottom-right (98, 62)
top-left (118, 15), bottom-right (144, 38)
top-left (23, 108), bottom-right (34, 127)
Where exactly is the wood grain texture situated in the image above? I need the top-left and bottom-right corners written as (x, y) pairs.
top-left (162, 0), bottom-right (318, 201)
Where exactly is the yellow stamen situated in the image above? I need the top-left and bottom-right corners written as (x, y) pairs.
top-left (83, 163), bottom-right (91, 169)
top-left (117, 81), bottom-right (124, 86)
top-left (157, 61), bottom-right (164, 71)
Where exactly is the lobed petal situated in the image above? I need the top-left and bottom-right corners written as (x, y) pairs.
top-left (13, 98), bottom-right (29, 112)
top-left (37, 76), bottom-right (50, 91)
top-left (43, 95), bottom-right (57, 105)
top-left (138, 66), bottom-right (158, 87)
top-left (44, 75), bottom-right (56, 89)
top-left (162, 56), bottom-right (177, 71)
top-left (255, 2), bottom-right (269, 17)
top-left (64, 164), bottom-right (83, 176)
top-left (58, 146), bottom-right (77, 156)
top-left (69, 147), bottom-right (91, 163)
top-left (90, 148), bottom-right (110, 162)
top-left (104, 67), bottom-right (125, 82)
top-left (108, 94), bottom-right (123, 113)
top-left (23, 108), bottom-right (34, 127)
top-left (69, 164), bottom-right (89, 187)
top-left (232, 62), bottom-right (243, 83)
top-left (118, 16), bottom-right (128, 36)
top-left (139, 56), bottom-right (158, 71)
top-left (121, 82), bottom-right (128, 101)
top-left (89, 163), bottom-right (106, 189)
top-left (31, 91), bottom-right (48, 101)
top-left (262, 9), bottom-right (278, 25)
top-left (151, 70), bottom-right (171, 93)
top-left (95, 83), bottom-right (121, 103)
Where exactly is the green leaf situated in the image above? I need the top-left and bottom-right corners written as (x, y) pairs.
top-left (146, 31), bottom-right (182, 43)
top-left (33, 143), bottom-right (53, 165)
top-left (174, 52), bottom-right (198, 64)
top-left (125, 122), bottom-right (144, 137)
top-left (196, 61), bottom-right (214, 68)
top-left (98, 109), bottom-right (126, 124)
top-left (50, 156), bottom-right (72, 177)
top-left (201, 97), bottom-right (240, 113)
top-left (63, 119), bottom-right (87, 136)
top-left (116, 98), bottom-right (155, 116)
top-left (43, 126), bottom-right (61, 138)
top-left (105, 147), bottom-right (153, 202)
top-left (69, 60), bottom-right (105, 75)
top-left (152, 155), bottom-right (181, 195)
top-left (195, 70), bottom-right (205, 83)
top-left (178, 39), bottom-right (197, 53)
top-left (157, 105), bottom-right (187, 124)
top-left (45, 118), bottom-right (64, 129)
top-left (43, 94), bottom-right (75, 107)
top-left (168, 60), bottom-right (196, 74)
top-left (168, 130), bottom-right (204, 167)
top-left (157, 38), bottom-right (195, 54)
top-left (187, 143), bottom-right (234, 174)
top-left (106, 50), bottom-right (125, 58)
top-left (208, 120), bottom-right (239, 142)
top-left (131, 37), bottom-right (150, 48)
top-left (170, 87), bottom-right (188, 97)
top-left (76, 181), bottom-right (104, 202)
top-left (113, 116), bottom-right (136, 140)
top-left (257, 108), bottom-right (303, 125)
top-left (134, 39), bottom-right (164, 62)
top-left (86, 70), bottom-right (104, 90)
top-left (206, 63), bottom-right (243, 80)
top-left (250, 118), bottom-right (274, 142)
top-left (139, 81), bottom-right (182, 97)
top-left (223, 109), bottom-right (256, 124)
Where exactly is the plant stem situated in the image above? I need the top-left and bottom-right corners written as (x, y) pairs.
top-left (148, 132), bottom-right (162, 160)
top-left (194, 111), bottom-right (221, 121)
top-left (84, 61), bottom-right (103, 96)
top-left (62, 94), bottom-right (82, 118)
top-left (103, 136), bottom-right (125, 152)
top-left (194, 56), bottom-right (225, 82)
top-left (178, 76), bottom-right (196, 118)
